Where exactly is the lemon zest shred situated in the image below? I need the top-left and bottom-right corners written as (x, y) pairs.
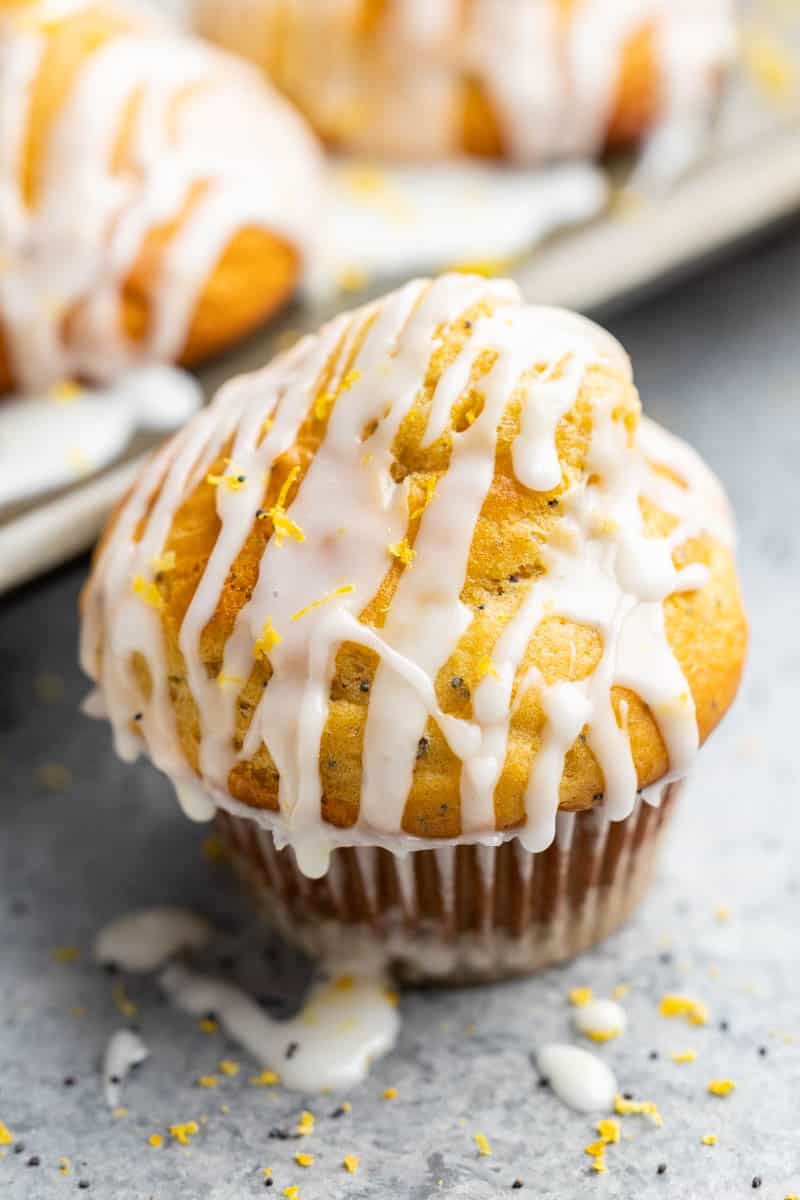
top-left (382, 1087), bottom-right (398, 1100)
top-left (568, 986), bottom-right (593, 1007)
top-left (0, 1122), bottom-right (14, 1147)
top-left (53, 945), bottom-right (80, 964)
top-left (219, 1060), bottom-right (239, 1076)
top-left (254, 617), bottom-right (282, 661)
top-left (342, 1154), bottom-right (360, 1173)
top-left (584, 1140), bottom-right (607, 1158)
top-left (58, 1157), bottom-right (71, 1175)
top-left (112, 982), bottom-right (137, 1018)
top-left (169, 1120), bottom-right (199, 1146)
top-left (206, 469), bottom-right (247, 492)
top-left (147, 1134), bottom-right (163, 1148)
top-left (659, 994), bottom-right (709, 1026)
top-left (132, 575), bottom-right (164, 611)
top-left (702, 1134), bottom-right (717, 1146)
top-left (291, 585), bottom-right (354, 622)
top-left (388, 538), bottom-right (415, 567)
top-left (295, 1152), bottom-right (314, 1167)
top-left (198, 1017), bottom-right (218, 1034)
top-left (48, 379), bottom-right (83, 404)
top-left (596, 1119), bottom-right (619, 1144)
top-left (295, 1110), bottom-right (315, 1136)
top-left (151, 549), bottom-right (176, 573)
top-left (473, 1132), bottom-right (492, 1157)
top-left (476, 654), bottom-right (501, 681)
top-left (250, 1069), bottom-right (280, 1086)
top-left (586, 1028), bottom-right (621, 1043)
top-left (261, 466), bottom-right (305, 546)
top-left (411, 475), bottom-right (438, 519)
top-left (150, 550), bottom-right (176, 574)
top-left (707, 1079), bottom-right (736, 1097)
top-left (216, 672), bottom-right (244, 689)
top-left (671, 1049), bottom-right (698, 1064)
top-left (614, 1094), bottom-right (663, 1126)
top-left (197, 1075), bottom-right (217, 1088)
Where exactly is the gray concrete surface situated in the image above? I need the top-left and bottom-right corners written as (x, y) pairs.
top-left (2, 229), bottom-right (800, 1199)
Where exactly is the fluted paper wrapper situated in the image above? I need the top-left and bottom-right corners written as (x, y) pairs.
top-left (216, 785), bottom-right (678, 983)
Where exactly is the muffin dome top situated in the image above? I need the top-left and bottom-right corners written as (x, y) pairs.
top-left (0, 0), bottom-right (320, 392)
top-left (82, 274), bottom-right (746, 876)
top-left (196, 0), bottom-right (735, 162)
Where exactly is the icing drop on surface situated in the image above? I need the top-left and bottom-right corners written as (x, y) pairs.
top-left (0, 368), bottom-right (202, 509)
top-left (320, 159), bottom-right (606, 285)
top-left (536, 1043), bottom-right (617, 1112)
top-left (102, 1028), bottom-right (149, 1109)
top-left (573, 998), bottom-right (628, 1040)
top-left (94, 906), bottom-right (212, 972)
top-left (82, 273), bottom-right (734, 873)
top-left (160, 964), bottom-right (400, 1092)
top-left (0, 13), bottom-right (320, 391)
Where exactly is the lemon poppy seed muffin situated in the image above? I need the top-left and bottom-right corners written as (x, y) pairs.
top-left (195, 0), bottom-right (735, 163)
top-left (81, 273), bottom-right (746, 981)
top-left (0, 0), bottom-right (321, 393)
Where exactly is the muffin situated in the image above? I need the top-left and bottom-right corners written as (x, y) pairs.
top-left (194, 0), bottom-right (736, 163)
top-left (0, 0), bottom-right (321, 394)
top-left (81, 273), bottom-right (747, 983)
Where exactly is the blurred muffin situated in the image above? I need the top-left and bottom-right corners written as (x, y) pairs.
top-left (0, 0), bottom-right (321, 394)
top-left (81, 273), bottom-right (746, 982)
top-left (195, 0), bottom-right (735, 162)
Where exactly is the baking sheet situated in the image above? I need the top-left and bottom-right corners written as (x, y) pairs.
top-left (1, 0), bottom-right (798, 594)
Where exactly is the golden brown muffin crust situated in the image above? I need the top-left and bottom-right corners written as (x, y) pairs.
top-left (88, 289), bottom-right (747, 840)
top-left (0, 2), bottom-right (308, 391)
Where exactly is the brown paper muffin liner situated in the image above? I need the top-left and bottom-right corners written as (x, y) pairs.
top-left (215, 784), bottom-right (678, 984)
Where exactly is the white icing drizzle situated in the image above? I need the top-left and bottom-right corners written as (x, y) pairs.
top-left (160, 963), bottom-right (399, 1092)
top-left (573, 998), bottom-right (628, 1041)
top-left (0, 6), bottom-right (321, 391)
top-left (196, 0), bottom-right (734, 164)
top-left (536, 1043), bottom-right (617, 1113)
top-left (94, 906), bottom-right (212, 971)
top-left (82, 273), bottom-right (734, 876)
top-left (102, 1028), bottom-right (149, 1109)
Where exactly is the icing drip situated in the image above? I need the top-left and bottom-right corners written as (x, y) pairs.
top-left (160, 964), bottom-right (400, 1092)
top-left (0, 9), bottom-right (320, 391)
top-left (197, 0), bottom-right (734, 164)
top-left (102, 1028), bottom-right (149, 1109)
top-left (535, 1043), bottom-right (617, 1112)
top-left (82, 273), bottom-right (732, 874)
top-left (94, 906), bottom-right (212, 971)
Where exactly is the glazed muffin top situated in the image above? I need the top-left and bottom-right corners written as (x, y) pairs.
top-left (0, 0), bottom-right (320, 393)
top-left (195, 0), bottom-right (736, 162)
top-left (81, 274), bottom-right (746, 876)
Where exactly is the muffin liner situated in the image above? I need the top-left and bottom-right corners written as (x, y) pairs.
top-left (215, 784), bottom-right (678, 983)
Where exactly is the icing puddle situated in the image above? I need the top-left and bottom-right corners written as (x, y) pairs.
top-left (94, 905), bottom-right (213, 973)
top-left (93, 906), bottom-right (399, 1096)
top-left (161, 963), bottom-right (400, 1093)
top-left (0, 367), bottom-right (202, 512)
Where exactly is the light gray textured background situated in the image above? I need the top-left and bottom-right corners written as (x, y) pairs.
top-left (2, 227), bottom-right (800, 1199)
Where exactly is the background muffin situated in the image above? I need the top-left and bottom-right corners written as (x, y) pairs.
top-left (194, 0), bottom-right (735, 162)
top-left (81, 273), bottom-right (746, 980)
top-left (0, 0), bottom-right (321, 393)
